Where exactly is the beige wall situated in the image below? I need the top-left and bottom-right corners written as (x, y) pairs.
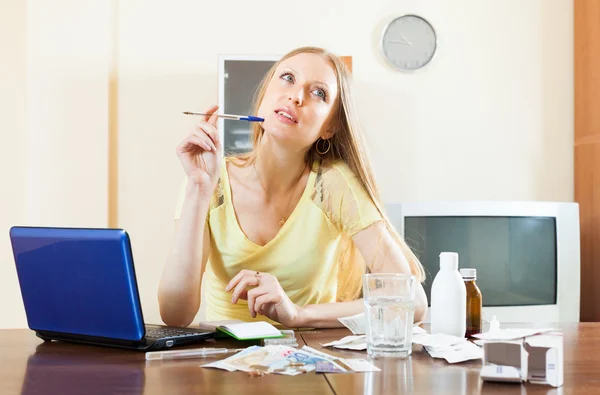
top-left (0, 0), bottom-right (111, 328)
top-left (24, 0), bottom-right (110, 227)
top-left (1, 0), bottom-right (27, 329)
top-left (0, 0), bottom-right (574, 328)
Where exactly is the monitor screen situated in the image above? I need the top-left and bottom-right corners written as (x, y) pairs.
top-left (222, 59), bottom-right (276, 155)
top-left (404, 216), bottom-right (557, 307)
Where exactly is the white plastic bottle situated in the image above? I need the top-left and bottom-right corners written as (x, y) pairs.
top-left (430, 252), bottom-right (467, 337)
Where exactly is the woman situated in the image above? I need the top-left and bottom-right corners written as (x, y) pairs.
top-left (158, 46), bottom-right (428, 328)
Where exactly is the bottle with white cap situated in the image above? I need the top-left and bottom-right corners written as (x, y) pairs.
top-left (460, 268), bottom-right (482, 337)
top-left (430, 252), bottom-right (466, 337)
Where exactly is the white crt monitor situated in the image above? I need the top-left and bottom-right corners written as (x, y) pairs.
top-left (386, 201), bottom-right (581, 323)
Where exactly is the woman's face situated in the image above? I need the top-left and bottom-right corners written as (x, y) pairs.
top-left (257, 53), bottom-right (339, 151)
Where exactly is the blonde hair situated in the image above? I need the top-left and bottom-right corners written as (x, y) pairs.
top-left (233, 46), bottom-right (425, 300)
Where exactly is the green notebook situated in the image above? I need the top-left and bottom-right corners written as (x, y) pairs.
top-left (216, 321), bottom-right (285, 341)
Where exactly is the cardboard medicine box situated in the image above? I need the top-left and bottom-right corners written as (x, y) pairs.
top-left (480, 332), bottom-right (563, 388)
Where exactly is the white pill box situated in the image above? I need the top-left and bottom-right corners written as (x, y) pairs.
top-left (480, 332), bottom-right (563, 388)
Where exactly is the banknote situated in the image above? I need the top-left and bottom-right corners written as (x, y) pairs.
top-left (203, 345), bottom-right (338, 375)
top-left (315, 358), bottom-right (380, 373)
top-left (201, 345), bottom-right (385, 375)
top-left (315, 360), bottom-right (347, 373)
top-left (316, 359), bottom-right (381, 373)
top-left (299, 346), bottom-right (351, 372)
top-left (259, 346), bottom-right (339, 374)
top-left (226, 345), bottom-right (295, 372)
top-left (202, 346), bottom-right (261, 372)
top-left (300, 345), bottom-right (340, 360)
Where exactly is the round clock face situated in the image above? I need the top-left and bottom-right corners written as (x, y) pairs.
top-left (381, 15), bottom-right (437, 71)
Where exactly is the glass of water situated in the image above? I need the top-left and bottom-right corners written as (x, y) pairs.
top-left (363, 273), bottom-right (416, 358)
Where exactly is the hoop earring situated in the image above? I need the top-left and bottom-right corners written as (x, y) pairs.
top-left (316, 138), bottom-right (331, 155)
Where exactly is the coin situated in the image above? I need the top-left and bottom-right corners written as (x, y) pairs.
top-left (247, 370), bottom-right (264, 377)
top-left (288, 362), bottom-right (305, 367)
top-left (249, 365), bottom-right (269, 372)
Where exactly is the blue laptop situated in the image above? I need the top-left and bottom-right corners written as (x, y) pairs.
top-left (9, 226), bottom-right (216, 351)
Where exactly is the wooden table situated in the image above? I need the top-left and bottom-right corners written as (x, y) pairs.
top-left (1, 324), bottom-right (599, 394)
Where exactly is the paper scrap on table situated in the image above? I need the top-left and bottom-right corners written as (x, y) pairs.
top-left (343, 359), bottom-right (381, 372)
top-left (411, 333), bottom-right (466, 348)
top-left (322, 335), bottom-right (367, 350)
top-left (471, 327), bottom-right (557, 341)
top-left (315, 359), bottom-right (380, 373)
top-left (472, 339), bottom-right (484, 347)
top-left (413, 326), bottom-right (427, 335)
top-left (424, 340), bottom-right (483, 364)
top-left (338, 312), bottom-right (367, 335)
top-left (412, 332), bottom-right (482, 363)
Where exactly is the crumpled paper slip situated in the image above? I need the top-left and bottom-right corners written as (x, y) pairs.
top-left (411, 333), bottom-right (466, 348)
top-left (322, 335), bottom-right (367, 350)
top-left (413, 326), bottom-right (427, 335)
top-left (424, 340), bottom-right (483, 364)
top-left (338, 312), bottom-right (367, 335)
top-left (344, 359), bottom-right (381, 372)
top-left (412, 332), bottom-right (483, 364)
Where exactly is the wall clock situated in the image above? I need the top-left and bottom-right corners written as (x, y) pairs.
top-left (380, 14), bottom-right (437, 71)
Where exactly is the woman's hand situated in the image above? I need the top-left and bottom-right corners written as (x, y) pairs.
top-left (226, 269), bottom-right (301, 327)
top-left (176, 105), bottom-right (222, 188)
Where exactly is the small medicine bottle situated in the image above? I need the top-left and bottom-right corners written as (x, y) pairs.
top-left (460, 268), bottom-right (482, 337)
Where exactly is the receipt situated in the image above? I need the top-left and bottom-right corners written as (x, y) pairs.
top-left (338, 313), bottom-right (366, 335)
top-left (322, 335), bottom-right (367, 350)
top-left (424, 341), bottom-right (483, 364)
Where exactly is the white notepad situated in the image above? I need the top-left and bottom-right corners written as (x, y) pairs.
top-left (216, 321), bottom-right (283, 340)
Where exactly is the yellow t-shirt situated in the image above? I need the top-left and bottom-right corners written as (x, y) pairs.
top-left (173, 157), bottom-right (383, 323)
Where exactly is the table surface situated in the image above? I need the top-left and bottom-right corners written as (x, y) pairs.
top-left (1, 323), bottom-right (599, 395)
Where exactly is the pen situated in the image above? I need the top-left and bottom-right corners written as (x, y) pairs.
top-left (183, 112), bottom-right (264, 122)
top-left (145, 347), bottom-right (245, 361)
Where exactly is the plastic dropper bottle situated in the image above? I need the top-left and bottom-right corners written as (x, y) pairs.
top-left (460, 268), bottom-right (482, 337)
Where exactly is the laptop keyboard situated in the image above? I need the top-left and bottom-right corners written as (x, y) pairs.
top-left (145, 326), bottom-right (206, 339)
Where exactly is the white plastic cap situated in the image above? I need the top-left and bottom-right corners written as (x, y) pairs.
top-left (439, 252), bottom-right (459, 270)
top-left (490, 315), bottom-right (500, 332)
top-left (460, 268), bottom-right (477, 280)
